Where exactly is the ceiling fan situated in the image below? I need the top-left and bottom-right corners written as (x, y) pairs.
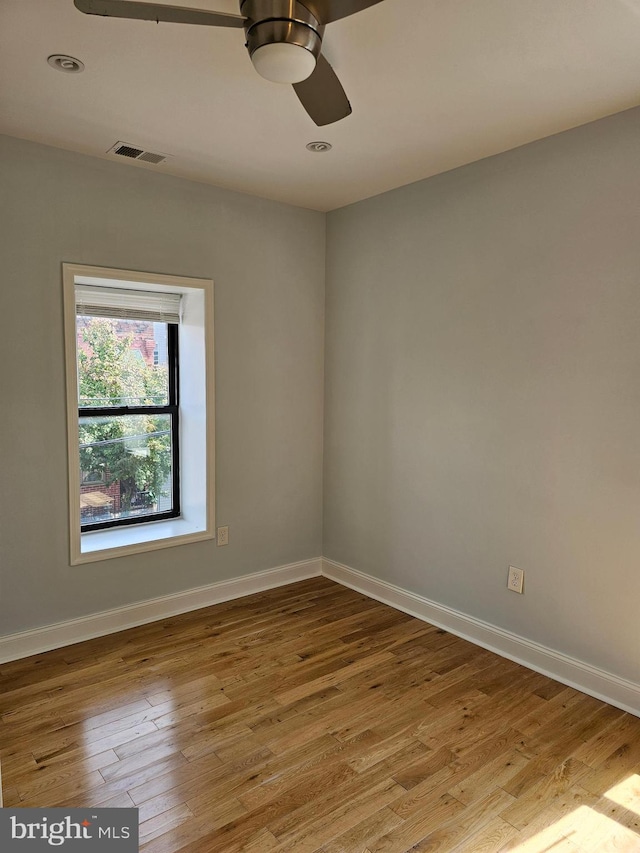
top-left (73, 0), bottom-right (386, 125)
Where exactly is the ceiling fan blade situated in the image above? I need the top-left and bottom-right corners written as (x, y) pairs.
top-left (293, 54), bottom-right (352, 126)
top-left (74, 0), bottom-right (246, 27)
top-left (301, 0), bottom-right (385, 25)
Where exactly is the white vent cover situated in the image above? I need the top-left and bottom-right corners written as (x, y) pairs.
top-left (107, 141), bottom-right (170, 165)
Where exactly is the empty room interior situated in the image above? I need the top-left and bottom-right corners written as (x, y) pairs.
top-left (2, 0), bottom-right (640, 850)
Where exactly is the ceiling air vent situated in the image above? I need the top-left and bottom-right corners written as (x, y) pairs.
top-left (107, 142), bottom-right (170, 165)
top-left (137, 151), bottom-right (166, 164)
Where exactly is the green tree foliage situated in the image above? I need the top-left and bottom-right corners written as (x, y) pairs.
top-left (78, 318), bottom-right (172, 514)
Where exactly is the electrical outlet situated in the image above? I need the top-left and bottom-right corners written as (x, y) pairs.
top-left (217, 526), bottom-right (229, 546)
top-left (507, 566), bottom-right (524, 594)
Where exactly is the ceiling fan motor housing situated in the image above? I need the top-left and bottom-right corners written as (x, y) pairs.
top-left (241, 0), bottom-right (325, 65)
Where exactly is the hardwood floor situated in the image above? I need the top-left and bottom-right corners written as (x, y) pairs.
top-left (1, 577), bottom-right (639, 852)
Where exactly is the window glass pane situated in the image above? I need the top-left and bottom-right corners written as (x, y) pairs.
top-left (79, 414), bottom-right (173, 526)
top-left (77, 316), bottom-right (169, 408)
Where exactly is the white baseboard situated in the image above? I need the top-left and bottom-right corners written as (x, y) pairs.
top-left (322, 558), bottom-right (640, 718)
top-left (3, 555), bottom-right (638, 718)
top-left (0, 558), bottom-right (322, 664)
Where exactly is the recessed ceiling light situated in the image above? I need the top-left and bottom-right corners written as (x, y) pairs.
top-left (48, 54), bottom-right (85, 73)
top-left (306, 141), bottom-right (332, 153)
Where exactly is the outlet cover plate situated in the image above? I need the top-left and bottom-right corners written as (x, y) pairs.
top-left (217, 526), bottom-right (229, 546)
top-left (508, 566), bottom-right (524, 594)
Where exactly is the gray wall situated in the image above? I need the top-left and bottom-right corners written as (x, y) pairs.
top-left (3, 106), bottom-right (640, 687)
top-left (0, 135), bottom-right (325, 635)
top-left (324, 107), bottom-right (640, 684)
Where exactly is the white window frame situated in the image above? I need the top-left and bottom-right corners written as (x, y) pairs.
top-left (63, 264), bottom-right (215, 565)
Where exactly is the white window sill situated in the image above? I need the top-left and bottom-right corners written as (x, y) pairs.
top-left (76, 517), bottom-right (212, 564)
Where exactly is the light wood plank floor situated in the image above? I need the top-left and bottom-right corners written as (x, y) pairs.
top-left (1, 577), bottom-right (640, 852)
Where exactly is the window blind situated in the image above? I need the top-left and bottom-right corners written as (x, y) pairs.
top-left (75, 285), bottom-right (182, 324)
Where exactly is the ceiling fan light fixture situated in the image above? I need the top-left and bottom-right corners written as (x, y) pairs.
top-left (73, 0), bottom-right (382, 125)
top-left (251, 42), bottom-right (317, 84)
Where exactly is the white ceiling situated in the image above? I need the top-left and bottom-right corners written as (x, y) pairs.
top-left (2, 0), bottom-right (640, 211)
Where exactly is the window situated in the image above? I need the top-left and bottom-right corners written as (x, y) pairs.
top-left (76, 293), bottom-right (181, 531)
top-left (64, 265), bottom-right (214, 564)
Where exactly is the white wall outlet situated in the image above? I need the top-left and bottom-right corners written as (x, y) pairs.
top-left (507, 566), bottom-right (524, 594)
top-left (217, 526), bottom-right (229, 546)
